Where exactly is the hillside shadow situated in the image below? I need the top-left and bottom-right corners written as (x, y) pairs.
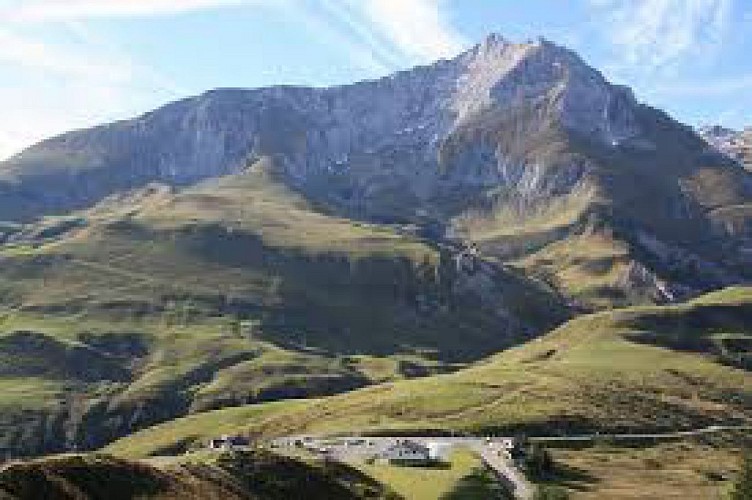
top-left (539, 463), bottom-right (599, 492)
top-left (439, 466), bottom-right (507, 499)
top-left (0, 455), bottom-right (174, 500)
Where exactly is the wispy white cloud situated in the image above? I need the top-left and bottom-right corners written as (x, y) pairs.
top-left (652, 72), bottom-right (752, 97)
top-left (291, 0), bottom-right (467, 72)
top-left (0, 27), bottom-right (132, 81)
top-left (276, 1), bottom-right (393, 75)
top-left (0, 22), bottom-right (184, 159)
top-left (0, 76), bottom-right (137, 160)
top-left (357, 0), bottom-right (467, 63)
top-left (269, 0), bottom-right (468, 78)
top-left (586, 0), bottom-right (751, 129)
top-left (0, 0), bottom-right (468, 159)
top-left (317, 0), bottom-right (406, 69)
top-left (0, 25), bottom-right (180, 160)
top-left (1, 0), bottom-right (254, 23)
top-left (591, 0), bottom-right (732, 73)
top-left (0, 0), bottom-right (233, 159)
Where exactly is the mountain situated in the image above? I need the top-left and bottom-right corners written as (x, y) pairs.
top-left (106, 286), bottom-right (752, 458)
top-left (3, 35), bottom-right (752, 309)
top-left (2, 34), bottom-right (752, 457)
top-left (699, 125), bottom-right (752, 171)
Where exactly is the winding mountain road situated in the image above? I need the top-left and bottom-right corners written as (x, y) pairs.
top-left (477, 445), bottom-right (533, 500)
top-left (270, 425), bottom-right (749, 499)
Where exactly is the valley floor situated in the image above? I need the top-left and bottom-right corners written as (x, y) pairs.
top-left (2, 436), bottom-right (746, 500)
top-left (354, 449), bottom-right (505, 500)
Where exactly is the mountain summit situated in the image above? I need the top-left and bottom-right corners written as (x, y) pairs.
top-left (2, 35), bottom-right (752, 307)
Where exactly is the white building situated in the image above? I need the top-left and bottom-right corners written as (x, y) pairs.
top-left (426, 441), bottom-right (451, 461)
top-left (378, 440), bottom-right (432, 463)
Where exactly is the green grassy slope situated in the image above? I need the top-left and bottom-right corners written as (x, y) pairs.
top-left (355, 448), bottom-right (504, 500)
top-left (107, 287), bottom-right (752, 458)
top-left (1, 158), bottom-right (564, 356)
top-left (0, 448), bottom-right (503, 499)
top-left (542, 441), bottom-right (744, 499)
top-left (0, 450), bottom-right (393, 499)
top-left (443, 102), bottom-right (752, 310)
top-left (0, 158), bottom-right (567, 457)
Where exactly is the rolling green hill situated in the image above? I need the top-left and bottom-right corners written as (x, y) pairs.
top-left (106, 287), bottom-right (752, 458)
top-left (0, 450), bottom-right (394, 499)
top-left (0, 158), bottom-right (566, 457)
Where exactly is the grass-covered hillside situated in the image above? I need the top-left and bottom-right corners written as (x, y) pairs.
top-left (0, 441), bottom-right (506, 499)
top-left (0, 158), bottom-right (567, 457)
top-left (354, 448), bottom-right (504, 499)
top-left (540, 441), bottom-right (744, 499)
top-left (107, 287), bottom-right (752, 458)
top-left (0, 450), bottom-right (394, 499)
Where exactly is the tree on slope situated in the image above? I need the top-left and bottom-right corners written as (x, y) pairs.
top-left (534, 485), bottom-right (570, 500)
top-left (730, 450), bottom-right (752, 500)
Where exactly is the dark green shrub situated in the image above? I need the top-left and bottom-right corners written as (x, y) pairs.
top-left (534, 484), bottom-right (570, 500)
top-left (730, 450), bottom-right (752, 500)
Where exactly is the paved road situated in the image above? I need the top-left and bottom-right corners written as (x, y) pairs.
top-left (477, 445), bottom-right (533, 500)
top-left (269, 425), bottom-right (750, 499)
top-left (272, 435), bottom-right (531, 498)
top-left (530, 424), bottom-right (752, 444)
top-left (272, 435), bottom-right (481, 460)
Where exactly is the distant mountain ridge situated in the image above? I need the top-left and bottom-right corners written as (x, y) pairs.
top-left (699, 125), bottom-right (752, 171)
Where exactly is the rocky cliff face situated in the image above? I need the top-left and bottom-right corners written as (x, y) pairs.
top-left (0, 35), bottom-right (651, 220)
top-left (2, 33), bottom-right (751, 305)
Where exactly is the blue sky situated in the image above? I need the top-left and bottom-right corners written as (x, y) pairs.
top-left (0, 0), bottom-right (750, 159)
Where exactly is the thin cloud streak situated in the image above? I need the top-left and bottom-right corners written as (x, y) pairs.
top-left (0, 27), bottom-right (132, 81)
top-left (318, 0), bottom-right (407, 69)
top-left (0, 0), bottom-right (247, 159)
top-left (359, 0), bottom-right (468, 63)
top-left (276, 1), bottom-right (393, 76)
top-left (2, 0), bottom-right (255, 22)
top-left (591, 0), bottom-right (732, 73)
top-left (296, 0), bottom-right (468, 74)
top-left (0, 0), bottom-right (466, 158)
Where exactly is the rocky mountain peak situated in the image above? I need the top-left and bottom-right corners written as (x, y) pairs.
top-left (473, 31), bottom-right (513, 56)
top-left (451, 35), bottom-right (639, 147)
top-left (483, 31), bottom-right (509, 46)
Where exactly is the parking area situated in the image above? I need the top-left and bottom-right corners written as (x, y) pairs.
top-left (271, 435), bottom-right (488, 461)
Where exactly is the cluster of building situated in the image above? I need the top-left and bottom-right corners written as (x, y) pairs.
top-left (376, 437), bottom-right (519, 465)
top-left (207, 434), bottom-right (251, 451)
top-left (206, 433), bottom-right (523, 470)
top-left (376, 439), bottom-right (441, 464)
